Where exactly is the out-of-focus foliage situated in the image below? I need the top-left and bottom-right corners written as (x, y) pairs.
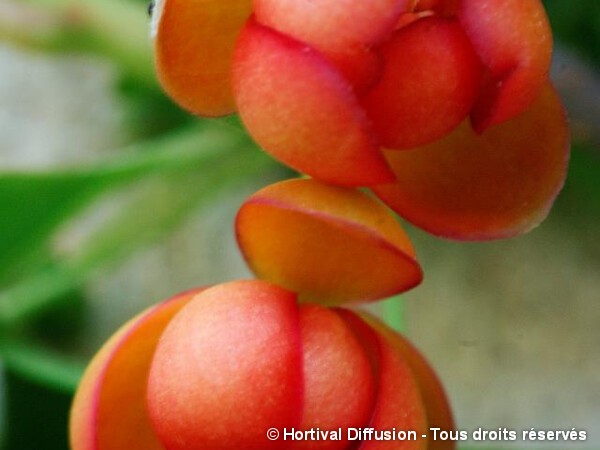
top-left (544, 0), bottom-right (600, 66)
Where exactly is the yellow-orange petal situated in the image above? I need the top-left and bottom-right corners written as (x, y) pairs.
top-left (458, 0), bottom-right (552, 131)
top-left (147, 280), bottom-right (303, 450)
top-left (232, 19), bottom-right (394, 186)
top-left (153, 0), bottom-right (252, 116)
top-left (372, 83), bottom-right (569, 240)
top-left (236, 178), bottom-right (422, 305)
top-left (69, 288), bottom-right (203, 450)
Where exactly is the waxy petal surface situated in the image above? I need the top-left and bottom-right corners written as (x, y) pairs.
top-left (364, 315), bottom-right (456, 450)
top-left (236, 179), bottom-right (422, 304)
top-left (363, 17), bottom-right (483, 149)
top-left (253, 0), bottom-right (408, 91)
top-left (233, 20), bottom-right (394, 186)
top-left (69, 288), bottom-right (202, 450)
top-left (254, 0), bottom-right (409, 52)
top-left (372, 84), bottom-right (569, 240)
top-left (458, 0), bottom-right (552, 131)
top-left (338, 310), bottom-right (428, 450)
top-left (147, 280), bottom-right (303, 450)
top-left (294, 305), bottom-right (376, 450)
top-left (153, 0), bottom-right (252, 116)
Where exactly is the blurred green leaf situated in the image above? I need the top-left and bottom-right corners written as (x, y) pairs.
top-left (1, 369), bottom-right (73, 450)
top-left (0, 123), bottom-right (252, 284)
top-left (544, 0), bottom-right (600, 65)
top-left (555, 144), bottom-right (600, 218)
top-left (0, 123), bottom-right (275, 327)
top-left (0, 337), bottom-right (83, 393)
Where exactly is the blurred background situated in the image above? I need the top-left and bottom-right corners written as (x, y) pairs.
top-left (0, 0), bottom-right (598, 449)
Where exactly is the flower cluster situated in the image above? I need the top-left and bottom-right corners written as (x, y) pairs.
top-left (151, 0), bottom-right (570, 240)
top-left (70, 1), bottom-right (570, 449)
top-left (70, 281), bottom-right (454, 450)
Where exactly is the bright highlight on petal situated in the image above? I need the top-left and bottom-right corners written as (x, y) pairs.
top-left (147, 281), bottom-right (303, 450)
top-left (372, 84), bottom-right (569, 240)
top-left (69, 288), bottom-right (202, 450)
top-left (154, 0), bottom-right (252, 116)
top-left (233, 19), bottom-right (394, 186)
top-left (236, 179), bottom-right (423, 304)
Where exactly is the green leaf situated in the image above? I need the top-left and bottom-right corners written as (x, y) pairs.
top-left (0, 123), bottom-right (253, 284)
top-left (0, 136), bottom-right (276, 327)
top-left (0, 337), bottom-right (84, 393)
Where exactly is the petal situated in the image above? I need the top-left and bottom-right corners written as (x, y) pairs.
top-left (372, 83), bottom-right (570, 240)
top-left (147, 280), bottom-right (303, 450)
top-left (236, 179), bottom-right (423, 304)
top-left (362, 17), bottom-right (483, 149)
top-left (325, 46), bottom-right (384, 96)
top-left (254, 0), bottom-right (410, 53)
top-left (363, 314), bottom-right (456, 450)
top-left (253, 0), bottom-right (409, 91)
top-left (233, 19), bottom-right (394, 186)
top-left (153, 0), bottom-right (252, 116)
top-left (338, 310), bottom-right (428, 450)
top-left (458, 0), bottom-right (553, 131)
top-left (69, 288), bottom-right (203, 450)
top-left (293, 304), bottom-right (377, 450)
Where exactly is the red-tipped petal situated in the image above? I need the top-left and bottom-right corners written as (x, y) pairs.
top-left (69, 288), bottom-right (203, 450)
top-left (362, 17), bottom-right (483, 149)
top-left (372, 83), bottom-right (570, 240)
top-left (153, 0), bottom-right (252, 116)
top-left (236, 179), bottom-right (423, 305)
top-left (338, 310), bottom-right (428, 450)
top-left (294, 304), bottom-right (377, 450)
top-left (147, 280), bottom-right (303, 450)
top-left (458, 0), bottom-right (553, 131)
top-left (233, 19), bottom-right (394, 186)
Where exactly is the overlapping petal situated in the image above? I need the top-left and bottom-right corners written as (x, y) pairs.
top-left (254, 0), bottom-right (409, 52)
top-left (363, 314), bottom-right (455, 450)
top-left (147, 281), bottom-right (303, 450)
top-left (236, 179), bottom-right (422, 304)
top-left (253, 0), bottom-right (409, 91)
top-left (153, 0), bottom-right (566, 242)
top-left (232, 19), bottom-right (394, 186)
top-left (338, 310), bottom-right (429, 450)
top-left (458, 0), bottom-right (553, 131)
top-left (295, 305), bottom-right (377, 450)
top-left (71, 280), bottom-right (454, 450)
top-left (362, 16), bottom-right (483, 149)
top-left (69, 288), bottom-right (203, 450)
top-left (372, 84), bottom-right (569, 240)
